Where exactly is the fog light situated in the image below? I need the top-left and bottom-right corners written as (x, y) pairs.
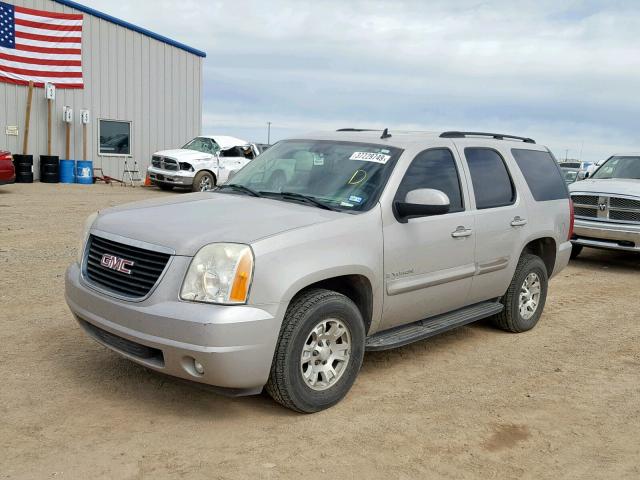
top-left (194, 360), bottom-right (205, 375)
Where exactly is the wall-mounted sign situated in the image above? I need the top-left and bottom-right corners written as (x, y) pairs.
top-left (63, 106), bottom-right (73, 123)
top-left (5, 126), bottom-right (18, 136)
top-left (80, 110), bottom-right (90, 124)
top-left (45, 82), bottom-right (56, 100)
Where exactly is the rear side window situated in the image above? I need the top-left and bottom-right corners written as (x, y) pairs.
top-left (512, 149), bottom-right (569, 201)
top-left (395, 148), bottom-right (464, 213)
top-left (464, 148), bottom-right (515, 209)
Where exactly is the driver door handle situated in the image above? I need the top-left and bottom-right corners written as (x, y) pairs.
top-left (511, 216), bottom-right (528, 227)
top-left (451, 226), bottom-right (473, 238)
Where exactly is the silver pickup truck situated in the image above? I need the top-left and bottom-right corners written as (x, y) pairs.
top-left (66, 130), bottom-right (572, 412)
top-left (569, 154), bottom-right (640, 257)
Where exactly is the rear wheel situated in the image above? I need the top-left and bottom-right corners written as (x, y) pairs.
top-left (570, 244), bottom-right (583, 259)
top-left (192, 171), bottom-right (215, 192)
top-left (493, 254), bottom-right (548, 333)
top-left (266, 289), bottom-right (365, 413)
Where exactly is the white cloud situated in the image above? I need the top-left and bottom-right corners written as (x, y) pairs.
top-left (81, 0), bottom-right (640, 161)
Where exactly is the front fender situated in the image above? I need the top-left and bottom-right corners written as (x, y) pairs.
top-left (248, 207), bottom-right (384, 332)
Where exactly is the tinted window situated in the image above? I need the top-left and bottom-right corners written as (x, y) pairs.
top-left (512, 149), bottom-right (568, 201)
top-left (99, 120), bottom-right (131, 155)
top-left (465, 148), bottom-right (515, 209)
top-left (396, 148), bottom-right (464, 213)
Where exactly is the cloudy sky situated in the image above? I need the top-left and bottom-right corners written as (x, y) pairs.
top-left (82, 0), bottom-right (640, 162)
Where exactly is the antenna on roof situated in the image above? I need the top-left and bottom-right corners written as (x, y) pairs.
top-left (380, 128), bottom-right (392, 139)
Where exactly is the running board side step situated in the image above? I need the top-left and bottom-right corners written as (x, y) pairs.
top-left (365, 302), bottom-right (503, 351)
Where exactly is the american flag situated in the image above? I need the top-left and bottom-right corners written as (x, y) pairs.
top-left (0, 1), bottom-right (83, 88)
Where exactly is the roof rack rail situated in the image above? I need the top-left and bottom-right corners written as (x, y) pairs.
top-left (336, 128), bottom-right (381, 132)
top-left (440, 131), bottom-right (536, 144)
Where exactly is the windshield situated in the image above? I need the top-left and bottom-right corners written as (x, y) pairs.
top-left (221, 140), bottom-right (402, 212)
top-left (562, 169), bottom-right (578, 183)
top-left (591, 156), bottom-right (640, 180)
top-left (182, 137), bottom-right (218, 154)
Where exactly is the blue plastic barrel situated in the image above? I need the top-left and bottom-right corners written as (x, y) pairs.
top-left (76, 161), bottom-right (93, 184)
top-left (59, 160), bottom-right (76, 183)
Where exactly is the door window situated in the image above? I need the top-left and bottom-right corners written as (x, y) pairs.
top-left (465, 148), bottom-right (515, 209)
top-left (395, 148), bottom-right (464, 213)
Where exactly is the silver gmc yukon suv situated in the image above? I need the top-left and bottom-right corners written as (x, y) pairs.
top-left (65, 130), bottom-right (573, 412)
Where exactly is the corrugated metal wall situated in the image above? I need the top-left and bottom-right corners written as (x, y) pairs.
top-left (0, 0), bottom-right (203, 180)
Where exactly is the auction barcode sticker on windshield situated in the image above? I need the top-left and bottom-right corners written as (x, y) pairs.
top-left (349, 152), bottom-right (391, 164)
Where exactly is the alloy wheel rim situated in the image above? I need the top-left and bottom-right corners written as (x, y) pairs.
top-left (199, 176), bottom-right (212, 191)
top-left (519, 272), bottom-right (541, 320)
top-left (300, 318), bottom-right (351, 391)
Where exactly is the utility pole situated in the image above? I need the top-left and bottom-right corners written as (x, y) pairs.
top-left (565, 149), bottom-right (568, 162)
top-left (267, 122), bottom-right (271, 144)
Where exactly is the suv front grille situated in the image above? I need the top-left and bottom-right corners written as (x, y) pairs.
top-left (572, 194), bottom-right (640, 224)
top-left (609, 210), bottom-right (640, 222)
top-left (571, 194), bottom-right (599, 206)
top-left (151, 156), bottom-right (179, 171)
top-left (610, 197), bottom-right (640, 210)
top-left (574, 206), bottom-right (597, 218)
top-left (84, 234), bottom-right (171, 299)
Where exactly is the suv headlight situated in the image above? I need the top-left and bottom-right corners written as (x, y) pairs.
top-left (180, 243), bottom-right (254, 304)
top-left (77, 211), bottom-right (98, 265)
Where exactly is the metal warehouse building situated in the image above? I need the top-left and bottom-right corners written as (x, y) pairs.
top-left (0, 0), bottom-right (205, 180)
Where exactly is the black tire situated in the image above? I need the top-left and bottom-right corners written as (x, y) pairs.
top-left (40, 172), bottom-right (59, 183)
top-left (266, 289), bottom-right (365, 413)
top-left (192, 171), bottom-right (215, 192)
top-left (16, 164), bottom-right (33, 174)
top-left (158, 184), bottom-right (174, 191)
top-left (493, 254), bottom-right (548, 333)
top-left (16, 172), bottom-right (34, 183)
top-left (13, 154), bottom-right (33, 166)
top-left (570, 244), bottom-right (583, 259)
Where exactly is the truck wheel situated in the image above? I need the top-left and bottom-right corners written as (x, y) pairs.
top-left (266, 289), bottom-right (365, 413)
top-left (158, 184), bottom-right (174, 191)
top-left (493, 254), bottom-right (548, 333)
top-left (192, 171), bottom-right (215, 192)
top-left (570, 244), bottom-right (583, 259)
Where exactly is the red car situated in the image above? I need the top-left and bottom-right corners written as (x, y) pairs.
top-left (0, 150), bottom-right (15, 185)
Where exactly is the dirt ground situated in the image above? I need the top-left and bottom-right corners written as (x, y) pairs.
top-left (1, 183), bottom-right (639, 479)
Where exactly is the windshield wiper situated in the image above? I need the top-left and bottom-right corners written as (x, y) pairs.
top-left (270, 191), bottom-right (339, 211)
top-left (216, 184), bottom-right (262, 197)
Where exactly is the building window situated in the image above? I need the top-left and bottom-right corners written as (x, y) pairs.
top-left (98, 119), bottom-right (131, 156)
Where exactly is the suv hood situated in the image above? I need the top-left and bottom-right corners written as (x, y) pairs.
top-left (569, 178), bottom-right (640, 197)
top-left (91, 193), bottom-right (342, 256)
top-left (154, 149), bottom-right (213, 161)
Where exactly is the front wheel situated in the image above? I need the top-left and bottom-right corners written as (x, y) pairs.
top-left (493, 254), bottom-right (548, 333)
top-left (192, 171), bottom-right (215, 192)
top-left (266, 289), bottom-right (365, 413)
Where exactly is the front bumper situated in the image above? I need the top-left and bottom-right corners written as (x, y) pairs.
top-left (147, 166), bottom-right (194, 187)
top-left (65, 262), bottom-right (283, 393)
top-left (572, 218), bottom-right (640, 252)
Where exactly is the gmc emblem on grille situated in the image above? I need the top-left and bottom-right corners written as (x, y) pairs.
top-left (100, 254), bottom-right (135, 274)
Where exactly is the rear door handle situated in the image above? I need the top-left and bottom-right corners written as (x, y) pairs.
top-left (511, 216), bottom-right (527, 227)
top-left (451, 226), bottom-right (473, 238)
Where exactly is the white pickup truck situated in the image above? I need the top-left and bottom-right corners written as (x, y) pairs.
top-left (148, 135), bottom-right (260, 191)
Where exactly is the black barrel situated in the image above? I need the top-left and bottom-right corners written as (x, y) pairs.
top-left (13, 154), bottom-right (34, 183)
top-left (39, 155), bottom-right (60, 183)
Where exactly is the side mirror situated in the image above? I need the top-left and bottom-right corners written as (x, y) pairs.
top-left (395, 188), bottom-right (450, 221)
